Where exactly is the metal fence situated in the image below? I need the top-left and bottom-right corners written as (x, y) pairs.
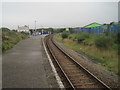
top-left (73, 24), bottom-right (119, 34)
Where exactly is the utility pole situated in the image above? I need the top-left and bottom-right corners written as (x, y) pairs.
top-left (35, 20), bottom-right (36, 35)
top-left (41, 25), bottom-right (43, 35)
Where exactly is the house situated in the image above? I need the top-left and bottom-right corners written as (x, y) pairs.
top-left (17, 25), bottom-right (30, 33)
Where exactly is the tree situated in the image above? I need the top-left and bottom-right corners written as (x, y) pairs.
top-left (69, 28), bottom-right (74, 33)
top-left (1, 27), bottom-right (10, 32)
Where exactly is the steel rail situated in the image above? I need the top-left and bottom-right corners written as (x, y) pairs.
top-left (45, 36), bottom-right (75, 89)
top-left (45, 35), bottom-right (112, 89)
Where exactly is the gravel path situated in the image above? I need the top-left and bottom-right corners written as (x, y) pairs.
top-left (53, 36), bottom-right (119, 88)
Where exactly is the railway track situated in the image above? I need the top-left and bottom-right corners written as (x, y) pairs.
top-left (44, 34), bottom-right (111, 89)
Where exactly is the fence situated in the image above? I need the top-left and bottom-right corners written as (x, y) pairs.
top-left (73, 24), bottom-right (119, 34)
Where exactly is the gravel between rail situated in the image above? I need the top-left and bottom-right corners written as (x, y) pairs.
top-left (46, 35), bottom-right (107, 88)
top-left (53, 35), bottom-right (119, 88)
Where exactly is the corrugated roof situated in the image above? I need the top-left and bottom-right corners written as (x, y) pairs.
top-left (84, 23), bottom-right (102, 28)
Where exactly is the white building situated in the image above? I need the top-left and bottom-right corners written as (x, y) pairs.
top-left (17, 25), bottom-right (30, 33)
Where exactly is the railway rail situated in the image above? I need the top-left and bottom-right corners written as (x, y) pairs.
top-left (44, 34), bottom-right (111, 89)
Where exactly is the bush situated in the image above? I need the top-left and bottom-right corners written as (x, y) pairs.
top-left (112, 44), bottom-right (120, 50)
top-left (76, 32), bottom-right (90, 43)
top-left (2, 28), bottom-right (29, 52)
top-left (68, 35), bottom-right (72, 39)
top-left (94, 35), bottom-right (113, 49)
top-left (112, 32), bottom-right (120, 44)
top-left (2, 42), bottom-right (13, 51)
top-left (104, 30), bottom-right (110, 36)
top-left (77, 35), bottom-right (85, 43)
top-left (61, 32), bottom-right (69, 39)
top-left (1, 27), bottom-right (10, 32)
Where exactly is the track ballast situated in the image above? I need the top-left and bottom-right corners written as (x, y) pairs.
top-left (44, 34), bottom-right (111, 89)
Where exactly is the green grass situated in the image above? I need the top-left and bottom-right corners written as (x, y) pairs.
top-left (55, 33), bottom-right (118, 75)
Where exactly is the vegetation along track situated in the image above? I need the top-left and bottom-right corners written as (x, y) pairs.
top-left (44, 34), bottom-right (111, 89)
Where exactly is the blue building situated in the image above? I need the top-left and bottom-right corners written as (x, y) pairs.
top-left (73, 22), bottom-right (119, 34)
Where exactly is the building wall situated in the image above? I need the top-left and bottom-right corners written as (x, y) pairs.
top-left (18, 25), bottom-right (30, 33)
top-left (73, 24), bottom-right (119, 34)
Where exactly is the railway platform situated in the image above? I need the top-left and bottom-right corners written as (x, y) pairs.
top-left (2, 35), bottom-right (59, 88)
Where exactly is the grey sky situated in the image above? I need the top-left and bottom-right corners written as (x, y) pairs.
top-left (2, 2), bottom-right (119, 29)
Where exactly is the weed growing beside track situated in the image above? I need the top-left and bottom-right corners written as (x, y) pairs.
top-left (55, 33), bottom-right (119, 75)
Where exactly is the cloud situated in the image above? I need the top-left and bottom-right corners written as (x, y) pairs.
top-left (1, 2), bottom-right (118, 29)
top-left (2, 0), bottom-right (120, 2)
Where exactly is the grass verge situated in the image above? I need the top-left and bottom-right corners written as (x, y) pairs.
top-left (55, 33), bottom-right (118, 75)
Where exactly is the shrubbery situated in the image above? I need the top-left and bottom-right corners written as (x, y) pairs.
top-left (76, 33), bottom-right (90, 43)
top-left (76, 35), bottom-right (85, 43)
top-left (94, 35), bottom-right (113, 49)
top-left (61, 32), bottom-right (69, 39)
top-left (113, 32), bottom-right (120, 44)
top-left (2, 28), bottom-right (29, 52)
top-left (60, 32), bottom-right (118, 50)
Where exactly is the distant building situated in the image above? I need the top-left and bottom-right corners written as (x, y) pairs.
top-left (63, 28), bottom-right (69, 32)
top-left (73, 22), bottom-right (119, 34)
top-left (82, 22), bottom-right (103, 34)
top-left (17, 25), bottom-right (30, 33)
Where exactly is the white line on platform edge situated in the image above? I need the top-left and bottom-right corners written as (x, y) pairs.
top-left (42, 37), bottom-right (65, 88)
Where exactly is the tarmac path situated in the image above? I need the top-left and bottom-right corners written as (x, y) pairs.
top-left (2, 35), bottom-right (58, 88)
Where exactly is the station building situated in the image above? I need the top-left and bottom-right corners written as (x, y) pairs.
top-left (17, 25), bottom-right (30, 33)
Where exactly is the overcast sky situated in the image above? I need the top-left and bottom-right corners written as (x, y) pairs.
top-left (1, 1), bottom-right (119, 29)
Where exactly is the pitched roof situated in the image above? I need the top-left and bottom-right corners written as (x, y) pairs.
top-left (84, 22), bottom-right (102, 28)
top-left (65, 28), bottom-right (69, 31)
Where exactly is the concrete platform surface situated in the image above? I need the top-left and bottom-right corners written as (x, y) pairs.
top-left (2, 35), bottom-right (59, 88)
